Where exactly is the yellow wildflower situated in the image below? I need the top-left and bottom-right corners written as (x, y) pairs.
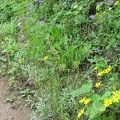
top-left (79, 97), bottom-right (86, 103)
top-left (112, 91), bottom-right (120, 103)
top-left (103, 66), bottom-right (111, 74)
top-left (84, 98), bottom-right (90, 105)
top-left (44, 56), bottom-right (48, 60)
top-left (19, 58), bottom-right (24, 64)
top-left (77, 108), bottom-right (84, 118)
top-left (79, 98), bottom-right (90, 105)
top-left (97, 71), bottom-right (104, 76)
top-left (94, 66), bottom-right (98, 70)
top-left (114, 1), bottom-right (119, 5)
top-left (97, 66), bottom-right (111, 76)
top-left (95, 82), bottom-right (103, 88)
top-left (104, 98), bottom-right (113, 107)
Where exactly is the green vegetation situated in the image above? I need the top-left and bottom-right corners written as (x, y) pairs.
top-left (0, 0), bottom-right (120, 120)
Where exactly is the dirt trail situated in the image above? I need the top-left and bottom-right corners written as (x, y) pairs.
top-left (0, 75), bottom-right (31, 120)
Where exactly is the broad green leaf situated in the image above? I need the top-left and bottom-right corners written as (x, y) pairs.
top-left (115, 101), bottom-right (120, 106)
top-left (101, 91), bottom-right (111, 100)
top-left (85, 101), bottom-right (105, 119)
top-left (89, 94), bottom-right (101, 101)
top-left (85, 105), bottom-right (98, 119)
top-left (93, 101), bottom-right (106, 112)
top-left (69, 80), bottom-right (92, 96)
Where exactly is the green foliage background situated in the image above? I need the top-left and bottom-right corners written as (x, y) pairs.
top-left (0, 0), bottom-right (120, 120)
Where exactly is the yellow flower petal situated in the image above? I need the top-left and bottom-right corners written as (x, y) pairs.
top-left (97, 66), bottom-right (112, 76)
top-left (112, 91), bottom-right (120, 103)
top-left (94, 66), bottom-right (98, 70)
top-left (19, 58), bottom-right (24, 64)
top-left (104, 98), bottom-right (113, 107)
top-left (114, 1), bottom-right (119, 5)
top-left (79, 98), bottom-right (90, 105)
top-left (97, 71), bottom-right (104, 76)
top-left (44, 56), bottom-right (48, 60)
top-left (79, 98), bottom-right (86, 103)
top-left (84, 98), bottom-right (90, 105)
top-left (95, 82), bottom-right (103, 88)
top-left (77, 108), bottom-right (84, 118)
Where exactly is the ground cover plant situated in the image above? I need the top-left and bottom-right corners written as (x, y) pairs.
top-left (0, 0), bottom-right (120, 120)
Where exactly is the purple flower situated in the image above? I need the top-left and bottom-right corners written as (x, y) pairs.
top-left (21, 17), bottom-right (26, 21)
top-left (38, 0), bottom-right (43, 4)
top-left (97, 2), bottom-right (103, 7)
top-left (108, 15), bottom-right (112, 19)
top-left (17, 23), bottom-right (22, 29)
top-left (94, 49), bottom-right (100, 53)
top-left (18, 18), bottom-right (26, 22)
top-left (96, 2), bottom-right (100, 6)
top-left (39, 20), bottom-right (44, 26)
top-left (108, 0), bottom-right (114, 5)
top-left (21, 34), bottom-right (25, 41)
top-left (89, 15), bottom-right (94, 20)
top-left (104, 0), bottom-right (114, 5)
top-left (27, 4), bottom-right (32, 9)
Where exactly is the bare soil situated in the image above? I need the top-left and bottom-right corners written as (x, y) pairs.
top-left (0, 75), bottom-right (31, 120)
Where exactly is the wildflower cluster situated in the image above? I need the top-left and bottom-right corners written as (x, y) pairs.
top-left (1, 0), bottom-right (120, 120)
top-left (97, 66), bottom-right (111, 76)
top-left (77, 108), bottom-right (85, 118)
top-left (95, 81), bottom-right (103, 88)
top-left (104, 91), bottom-right (120, 107)
top-left (89, 0), bottom-right (120, 20)
top-left (79, 97), bottom-right (90, 105)
top-left (77, 97), bottom-right (90, 118)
